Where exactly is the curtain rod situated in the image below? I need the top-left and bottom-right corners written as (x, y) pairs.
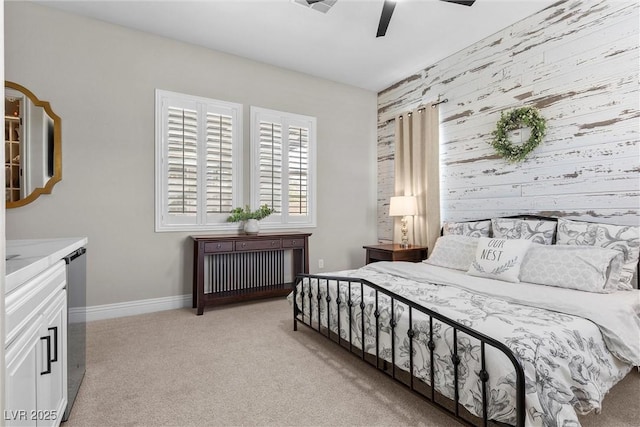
top-left (384, 97), bottom-right (448, 124)
top-left (431, 98), bottom-right (448, 108)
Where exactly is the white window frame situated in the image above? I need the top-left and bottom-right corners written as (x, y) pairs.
top-left (250, 106), bottom-right (317, 229)
top-left (155, 89), bottom-right (243, 232)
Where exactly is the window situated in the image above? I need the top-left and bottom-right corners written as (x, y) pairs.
top-left (251, 107), bottom-right (316, 228)
top-left (155, 90), bottom-right (242, 231)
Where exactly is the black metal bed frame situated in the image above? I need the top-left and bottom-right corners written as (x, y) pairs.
top-left (293, 274), bottom-right (526, 427)
top-left (291, 215), bottom-right (637, 426)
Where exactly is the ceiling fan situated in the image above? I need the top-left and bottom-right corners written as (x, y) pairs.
top-left (305, 0), bottom-right (476, 38)
top-left (377, 0), bottom-right (476, 37)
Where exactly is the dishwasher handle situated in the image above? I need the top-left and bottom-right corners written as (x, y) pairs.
top-left (64, 247), bottom-right (86, 264)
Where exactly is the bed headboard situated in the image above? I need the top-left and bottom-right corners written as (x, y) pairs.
top-left (439, 215), bottom-right (640, 289)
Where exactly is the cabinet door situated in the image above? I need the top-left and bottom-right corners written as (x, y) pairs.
top-left (36, 290), bottom-right (67, 427)
top-left (5, 316), bottom-right (41, 427)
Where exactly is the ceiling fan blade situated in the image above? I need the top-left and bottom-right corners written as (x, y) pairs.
top-left (376, 0), bottom-right (397, 37)
top-left (440, 0), bottom-right (476, 6)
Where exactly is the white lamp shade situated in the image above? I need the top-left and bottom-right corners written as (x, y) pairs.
top-left (389, 196), bottom-right (417, 217)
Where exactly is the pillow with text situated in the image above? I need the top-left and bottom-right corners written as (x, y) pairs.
top-left (467, 237), bottom-right (532, 283)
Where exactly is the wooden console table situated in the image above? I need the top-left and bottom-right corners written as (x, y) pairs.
top-left (192, 233), bottom-right (311, 315)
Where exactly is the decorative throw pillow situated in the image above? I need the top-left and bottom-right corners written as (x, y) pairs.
top-left (492, 218), bottom-right (557, 245)
top-left (556, 218), bottom-right (639, 290)
top-left (518, 220), bottom-right (557, 245)
top-left (424, 235), bottom-right (479, 271)
top-left (467, 237), bottom-right (532, 283)
top-left (442, 220), bottom-right (491, 238)
top-left (520, 244), bottom-right (623, 293)
top-left (492, 218), bottom-right (523, 240)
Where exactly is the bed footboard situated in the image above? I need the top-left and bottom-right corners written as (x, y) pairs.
top-left (293, 274), bottom-right (526, 427)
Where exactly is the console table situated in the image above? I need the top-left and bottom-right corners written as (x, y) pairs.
top-left (192, 233), bottom-right (311, 315)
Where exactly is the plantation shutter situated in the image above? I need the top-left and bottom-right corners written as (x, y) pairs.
top-left (287, 126), bottom-right (308, 216)
top-left (167, 106), bottom-right (198, 216)
top-left (250, 106), bottom-right (316, 228)
top-left (156, 89), bottom-right (242, 231)
top-left (206, 112), bottom-right (234, 214)
top-left (258, 121), bottom-right (283, 213)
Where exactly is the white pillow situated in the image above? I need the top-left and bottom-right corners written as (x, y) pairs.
top-left (442, 220), bottom-right (491, 238)
top-left (467, 238), bottom-right (532, 283)
top-left (492, 218), bottom-right (557, 245)
top-left (520, 244), bottom-right (623, 293)
top-left (556, 218), bottom-right (639, 290)
top-left (424, 235), bottom-right (479, 271)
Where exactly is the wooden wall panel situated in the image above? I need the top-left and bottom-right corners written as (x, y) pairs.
top-left (377, 0), bottom-right (639, 241)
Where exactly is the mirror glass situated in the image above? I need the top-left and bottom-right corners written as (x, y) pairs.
top-left (5, 81), bottom-right (61, 208)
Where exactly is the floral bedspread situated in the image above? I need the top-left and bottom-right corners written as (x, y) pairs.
top-left (290, 263), bottom-right (633, 427)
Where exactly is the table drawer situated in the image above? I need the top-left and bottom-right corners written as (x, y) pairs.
top-left (235, 239), bottom-right (282, 251)
top-left (204, 241), bottom-right (234, 253)
top-left (283, 238), bottom-right (305, 248)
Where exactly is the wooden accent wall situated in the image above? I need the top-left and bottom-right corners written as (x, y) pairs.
top-left (377, 0), bottom-right (639, 241)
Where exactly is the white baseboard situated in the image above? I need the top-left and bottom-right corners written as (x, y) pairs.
top-left (69, 294), bottom-right (191, 322)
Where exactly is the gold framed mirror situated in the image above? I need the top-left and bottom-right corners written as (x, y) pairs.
top-left (5, 81), bottom-right (61, 208)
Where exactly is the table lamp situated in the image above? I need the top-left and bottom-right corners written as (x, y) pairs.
top-left (389, 196), bottom-right (417, 248)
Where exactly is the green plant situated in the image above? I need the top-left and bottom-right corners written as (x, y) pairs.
top-left (489, 106), bottom-right (547, 163)
top-left (227, 205), bottom-right (274, 222)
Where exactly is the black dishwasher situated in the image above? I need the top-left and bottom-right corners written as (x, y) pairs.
top-left (63, 247), bottom-right (86, 421)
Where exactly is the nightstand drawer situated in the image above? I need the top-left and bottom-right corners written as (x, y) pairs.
top-left (363, 244), bottom-right (428, 265)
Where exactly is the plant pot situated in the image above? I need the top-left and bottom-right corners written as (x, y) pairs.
top-left (243, 219), bottom-right (260, 235)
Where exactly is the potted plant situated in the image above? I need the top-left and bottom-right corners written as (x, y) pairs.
top-left (227, 204), bottom-right (274, 235)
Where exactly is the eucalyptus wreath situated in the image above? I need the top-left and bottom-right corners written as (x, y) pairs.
top-left (490, 106), bottom-right (546, 163)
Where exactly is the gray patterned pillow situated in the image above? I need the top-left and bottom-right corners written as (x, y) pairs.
top-left (519, 220), bottom-right (557, 245)
top-left (424, 235), bottom-right (479, 271)
top-left (520, 244), bottom-right (623, 293)
top-left (491, 218), bottom-right (522, 240)
top-left (556, 218), bottom-right (639, 290)
top-left (492, 218), bottom-right (557, 244)
top-left (467, 237), bottom-right (532, 283)
top-left (442, 220), bottom-right (491, 238)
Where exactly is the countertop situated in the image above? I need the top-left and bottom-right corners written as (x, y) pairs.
top-left (6, 237), bottom-right (88, 294)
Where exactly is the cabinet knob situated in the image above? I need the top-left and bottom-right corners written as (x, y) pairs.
top-left (216, 243), bottom-right (222, 249)
top-left (271, 241), bottom-right (276, 246)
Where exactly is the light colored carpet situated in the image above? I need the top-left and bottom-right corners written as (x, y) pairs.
top-left (64, 298), bottom-right (639, 427)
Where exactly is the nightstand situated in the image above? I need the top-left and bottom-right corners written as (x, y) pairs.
top-left (363, 244), bottom-right (428, 264)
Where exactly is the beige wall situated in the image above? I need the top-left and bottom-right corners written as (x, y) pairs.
top-left (5, 2), bottom-right (378, 307)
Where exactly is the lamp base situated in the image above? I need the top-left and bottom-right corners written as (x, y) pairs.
top-left (400, 216), bottom-right (410, 249)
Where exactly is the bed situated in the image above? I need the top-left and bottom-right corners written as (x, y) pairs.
top-left (289, 216), bottom-right (640, 427)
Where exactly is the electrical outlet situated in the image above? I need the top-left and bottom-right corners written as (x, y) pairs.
top-left (318, 259), bottom-right (324, 269)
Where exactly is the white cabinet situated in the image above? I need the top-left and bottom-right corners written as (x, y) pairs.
top-left (5, 262), bottom-right (67, 427)
top-left (5, 317), bottom-right (39, 426)
top-left (37, 290), bottom-right (67, 425)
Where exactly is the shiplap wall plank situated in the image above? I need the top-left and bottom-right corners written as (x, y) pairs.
top-left (377, 0), bottom-right (639, 241)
